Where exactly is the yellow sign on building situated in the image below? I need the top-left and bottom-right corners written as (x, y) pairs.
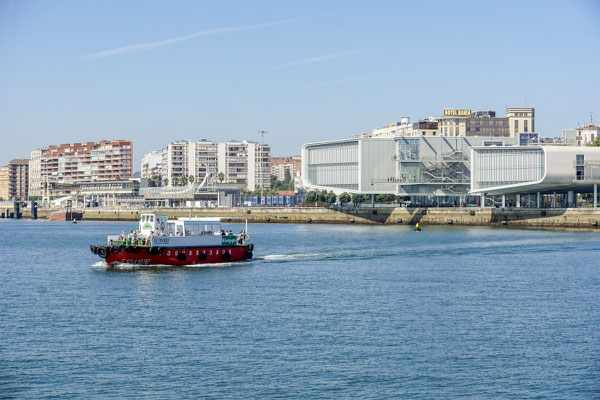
top-left (444, 109), bottom-right (472, 117)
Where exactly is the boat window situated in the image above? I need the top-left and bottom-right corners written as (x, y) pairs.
top-left (209, 250), bottom-right (212, 255)
top-left (175, 251), bottom-right (178, 255)
top-left (203, 250), bottom-right (205, 254)
top-left (167, 251), bottom-right (170, 256)
top-left (229, 249), bottom-right (231, 254)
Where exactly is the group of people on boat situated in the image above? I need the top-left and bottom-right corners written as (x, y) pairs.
top-left (117, 228), bottom-right (248, 246)
top-left (118, 230), bottom-right (153, 246)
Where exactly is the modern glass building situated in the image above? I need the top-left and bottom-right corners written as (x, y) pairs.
top-left (470, 145), bottom-right (600, 207)
top-left (302, 136), bottom-right (519, 204)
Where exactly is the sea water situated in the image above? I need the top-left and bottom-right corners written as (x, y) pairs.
top-left (1, 220), bottom-right (599, 399)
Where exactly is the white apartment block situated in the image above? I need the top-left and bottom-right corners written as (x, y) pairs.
top-left (217, 140), bottom-right (271, 191)
top-left (159, 139), bottom-right (218, 186)
top-left (141, 150), bottom-right (163, 180)
top-left (144, 139), bottom-right (270, 191)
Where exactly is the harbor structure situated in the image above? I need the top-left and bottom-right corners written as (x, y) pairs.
top-left (28, 140), bottom-right (133, 197)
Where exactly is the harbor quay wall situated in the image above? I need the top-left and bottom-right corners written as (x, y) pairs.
top-left (21, 206), bottom-right (600, 228)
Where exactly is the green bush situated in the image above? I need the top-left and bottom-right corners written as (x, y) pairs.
top-left (339, 192), bottom-right (351, 203)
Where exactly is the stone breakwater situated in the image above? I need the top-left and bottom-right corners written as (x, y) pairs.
top-left (20, 206), bottom-right (600, 228)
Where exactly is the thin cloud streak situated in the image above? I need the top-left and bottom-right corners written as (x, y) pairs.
top-left (85, 19), bottom-right (296, 59)
top-left (312, 77), bottom-right (366, 87)
top-left (274, 50), bottom-right (356, 69)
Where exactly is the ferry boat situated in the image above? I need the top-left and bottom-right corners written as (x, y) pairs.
top-left (90, 214), bottom-right (253, 266)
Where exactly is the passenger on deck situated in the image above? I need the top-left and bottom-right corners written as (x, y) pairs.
top-left (145, 231), bottom-right (154, 246)
top-left (238, 230), bottom-right (246, 244)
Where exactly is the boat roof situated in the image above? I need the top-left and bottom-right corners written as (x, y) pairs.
top-left (176, 217), bottom-right (222, 222)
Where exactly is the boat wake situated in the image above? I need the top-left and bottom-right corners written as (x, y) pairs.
top-left (91, 260), bottom-right (250, 271)
top-left (258, 249), bottom-right (375, 263)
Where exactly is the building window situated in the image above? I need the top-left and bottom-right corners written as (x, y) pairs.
top-left (514, 120), bottom-right (519, 132)
top-left (524, 120), bottom-right (528, 132)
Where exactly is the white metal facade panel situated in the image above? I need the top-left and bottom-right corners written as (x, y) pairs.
top-left (302, 140), bottom-right (359, 191)
top-left (471, 147), bottom-right (544, 191)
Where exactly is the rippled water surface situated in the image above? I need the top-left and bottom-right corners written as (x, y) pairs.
top-left (1, 220), bottom-right (600, 399)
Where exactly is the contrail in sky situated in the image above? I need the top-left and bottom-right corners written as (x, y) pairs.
top-left (274, 50), bottom-right (356, 69)
top-left (85, 19), bottom-right (295, 59)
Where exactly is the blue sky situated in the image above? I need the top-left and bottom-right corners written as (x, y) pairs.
top-left (1, 0), bottom-right (599, 168)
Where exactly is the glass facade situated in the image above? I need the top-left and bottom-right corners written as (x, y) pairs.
top-left (471, 148), bottom-right (544, 190)
top-left (306, 141), bottom-right (359, 190)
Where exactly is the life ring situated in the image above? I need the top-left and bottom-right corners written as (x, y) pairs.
top-left (157, 247), bottom-right (164, 254)
top-left (222, 252), bottom-right (231, 261)
top-left (90, 245), bottom-right (97, 254)
top-left (97, 247), bottom-right (108, 258)
top-left (199, 253), bottom-right (207, 261)
top-left (126, 246), bottom-right (134, 253)
top-left (110, 246), bottom-right (118, 254)
top-left (177, 252), bottom-right (187, 262)
top-left (244, 251), bottom-right (253, 260)
top-left (149, 247), bottom-right (158, 255)
top-left (118, 245), bottom-right (126, 253)
top-left (248, 244), bottom-right (254, 252)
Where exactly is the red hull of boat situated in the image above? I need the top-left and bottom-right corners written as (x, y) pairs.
top-left (93, 245), bottom-right (253, 266)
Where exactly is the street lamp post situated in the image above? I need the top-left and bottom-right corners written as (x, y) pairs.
top-left (258, 130), bottom-right (267, 204)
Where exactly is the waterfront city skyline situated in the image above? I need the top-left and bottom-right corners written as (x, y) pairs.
top-left (1, 0), bottom-right (599, 167)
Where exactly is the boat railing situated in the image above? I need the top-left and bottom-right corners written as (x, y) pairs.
top-left (107, 235), bottom-right (151, 247)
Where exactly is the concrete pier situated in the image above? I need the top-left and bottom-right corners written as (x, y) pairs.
top-left (17, 206), bottom-right (600, 229)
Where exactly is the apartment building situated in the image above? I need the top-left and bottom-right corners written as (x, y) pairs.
top-left (217, 140), bottom-right (271, 191)
top-left (562, 124), bottom-right (600, 146)
top-left (159, 139), bottom-right (219, 186)
top-left (437, 107), bottom-right (534, 137)
top-left (371, 117), bottom-right (438, 137)
top-left (140, 150), bottom-right (163, 181)
top-left (144, 139), bottom-right (270, 191)
top-left (29, 140), bottom-right (133, 196)
top-left (270, 155), bottom-right (302, 181)
top-left (0, 159), bottom-right (29, 200)
top-left (0, 165), bottom-right (8, 200)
